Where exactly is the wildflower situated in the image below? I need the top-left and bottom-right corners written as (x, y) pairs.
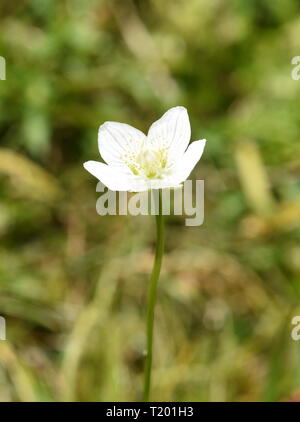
top-left (84, 106), bottom-right (206, 191)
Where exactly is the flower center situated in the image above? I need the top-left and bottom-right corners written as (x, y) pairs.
top-left (138, 148), bottom-right (167, 178)
top-left (124, 144), bottom-right (169, 179)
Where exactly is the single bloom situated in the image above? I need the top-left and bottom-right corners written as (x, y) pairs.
top-left (83, 106), bottom-right (206, 192)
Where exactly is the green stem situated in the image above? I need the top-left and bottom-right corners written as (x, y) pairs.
top-left (143, 189), bottom-right (164, 402)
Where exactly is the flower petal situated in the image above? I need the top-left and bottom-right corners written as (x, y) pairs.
top-left (128, 177), bottom-right (182, 192)
top-left (172, 139), bottom-right (206, 183)
top-left (147, 106), bottom-right (191, 162)
top-left (98, 122), bottom-right (146, 169)
top-left (83, 161), bottom-right (135, 191)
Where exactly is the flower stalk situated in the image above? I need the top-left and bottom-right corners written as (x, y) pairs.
top-left (143, 189), bottom-right (164, 402)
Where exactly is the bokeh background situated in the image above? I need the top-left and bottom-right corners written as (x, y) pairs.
top-left (1, 0), bottom-right (300, 402)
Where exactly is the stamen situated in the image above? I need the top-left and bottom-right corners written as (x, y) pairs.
top-left (122, 141), bottom-right (170, 180)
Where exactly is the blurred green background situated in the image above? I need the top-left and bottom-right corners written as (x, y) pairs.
top-left (1, 0), bottom-right (300, 402)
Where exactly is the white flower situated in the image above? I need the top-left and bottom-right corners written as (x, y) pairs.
top-left (83, 106), bottom-right (206, 192)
